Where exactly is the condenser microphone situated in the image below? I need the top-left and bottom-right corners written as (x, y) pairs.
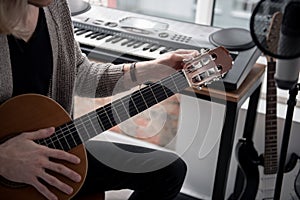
top-left (275, 0), bottom-right (300, 90)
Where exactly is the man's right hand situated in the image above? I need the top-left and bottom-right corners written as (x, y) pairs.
top-left (0, 127), bottom-right (82, 200)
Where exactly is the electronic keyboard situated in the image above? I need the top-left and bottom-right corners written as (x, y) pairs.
top-left (71, 5), bottom-right (261, 90)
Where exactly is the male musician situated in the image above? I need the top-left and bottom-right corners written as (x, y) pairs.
top-left (0, 0), bottom-right (199, 199)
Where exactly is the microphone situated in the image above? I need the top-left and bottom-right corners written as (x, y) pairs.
top-left (274, 0), bottom-right (300, 90)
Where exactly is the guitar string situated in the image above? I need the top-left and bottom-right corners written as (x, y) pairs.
top-left (41, 56), bottom-right (223, 150)
top-left (39, 71), bottom-right (189, 149)
top-left (47, 72), bottom-right (185, 149)
top-left (41, 59), bottom-right (222, 150)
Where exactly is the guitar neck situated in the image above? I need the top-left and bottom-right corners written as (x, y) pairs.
top-left (36, 70), bottom-right (189, 151)
top-left (33, 46), bottom-right (233, 152)
top-left (264, 60), bottom-right (278, 174)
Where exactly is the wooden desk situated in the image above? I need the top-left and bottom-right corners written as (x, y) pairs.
top-left (181, 63), bottom-right (265, 200)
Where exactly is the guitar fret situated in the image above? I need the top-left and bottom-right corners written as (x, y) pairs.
top-left (130, 93), bottom-right (147, 113)
top-left (56, 131), bottom-right (68, 150)
top-left (265, 154), bottom-right (277, 158)
top-left (133, 88), bottom-right (155, 112)
top-left (265, 162), bottom-right (278, 166)
top-left (266, 128), bottom-right (277, 131)
top-left (266, 121), bottom-right (277, 126)
top-left (265, 139), bottom-right (277, 142)
top-left (151, 83), bottom-right (169, 102)
top-left (143, 91), bottom-right (158, 107)
top-left (103, 106), bottom-right (115, 127)
top-left (139, 86), bottom-right (158, 108)
top-left (79, 117), bottom-right (91, 141)
top-left (65, 124), bottom-right (73, 150)
top-left (149, 85), bottom-right (159, 104)
top-left (51, 129), bottom-right (62, 149)
top-left (120, 96), bottom-right (138, 121)
top-left (93, 109), bottom-right (106, 131)
top-left (85, 114), bottom-right (99, 139)
top-left (265, 138), bottom-right (277, 142)
top-left (162, 78), bottom-right (178, 95)
top-left (265, 141), bottom-right (277, 145)
top-left (69, 123), bottom-right (83, 146)
top-left (38, 138), bottom-right (50, 148)
top-left (138, 90), bottom-right (149, 109)
top-left (265, 144), bottom-right (277, 148)
top-left (89, 111), bottom-right (104, 132)
top-left (267, 98), bottom-right (276, 102)
top-left (171, 76), bottom-right (179, 92)
top-left (68, 130), bottom-right (78, 149)
top-left (96, 107), bottom-right (114, 130)
top-left (120, 95), bottom-right (138, 117)
top-left (119, 99), bottom-right (130, 117)
top-left (45, 135), bottom-right (56, 149)
top-left (111, 102), bottom-right (123, 124)
top-left (265, 150), bottom-right (277, 153)
top-left (64, 132), bottom-right (75, 150)
top-left (129, 95), bottom-right (140, 115)
top-left (52, 130), bottom-right (64, 150)
top-left (53, 135), bottom-right (63, 149)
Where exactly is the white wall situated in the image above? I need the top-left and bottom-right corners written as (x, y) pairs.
top-left (175, 91), bottom-right (300, 199)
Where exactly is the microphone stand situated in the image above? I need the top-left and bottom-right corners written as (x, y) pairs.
top-left (274, 83), bottom-right (300, 200)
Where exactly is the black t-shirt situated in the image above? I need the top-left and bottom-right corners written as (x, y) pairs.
top-left (8, 8), bottom-right (53, 97)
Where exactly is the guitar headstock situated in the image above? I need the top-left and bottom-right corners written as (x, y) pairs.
top-left (266, 11), bottom-right (283, 55)
top-left (182, 46), bottom-right (233, 89)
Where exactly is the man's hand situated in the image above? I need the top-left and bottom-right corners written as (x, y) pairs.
top-left (0, 127), bottom-right (82, 200)
top-left (121, 49), bottom-right (200, 85)
top-left (154, 49), bottom-right (200, 70)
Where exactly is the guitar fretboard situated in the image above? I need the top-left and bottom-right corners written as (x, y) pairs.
top-left (264, 60), bottom-right (278, 175)
top-left (35, 70), bottom-right (188, 151)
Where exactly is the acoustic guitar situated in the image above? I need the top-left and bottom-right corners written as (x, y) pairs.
top-left (0, 46), bottom-right (232, 199)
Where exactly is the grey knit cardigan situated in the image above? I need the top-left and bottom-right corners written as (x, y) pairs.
top-left (0, 0), bottom-right (124, 114)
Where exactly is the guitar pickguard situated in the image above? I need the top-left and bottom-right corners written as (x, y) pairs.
top-left (281, 157), bottom-right (300, 200)
top-left (256, 155), bottom-right (300, 200)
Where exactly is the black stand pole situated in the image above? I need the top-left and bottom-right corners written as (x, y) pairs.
top-left (274, 83), bottom-right (300, 200)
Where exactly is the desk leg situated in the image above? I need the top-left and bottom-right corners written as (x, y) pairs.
top-left (211, 99), bottom-right (238, 200)
top-left (212, 84), bottom-right (262, 200)
top-left (228, 84), bottom-right (262, 200)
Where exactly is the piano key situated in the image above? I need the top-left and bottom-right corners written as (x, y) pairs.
top-left (126, 40), bottom-right (138, 47)
top-left (96, 33), bottom-right (111, 40)
top-left (90, 32), bottom-right (103, 39)
top-left (121, 39), bottom-right (134, 46)
top-left (76, 29), bottom-right (89, 35)
top-left (73, 26), bottom-right (169, 59)
top-left (76, 35), bottom-right (163, 59)
top-left (143, 43), bottom-right (155, 51)
top-left (111, 37), bottom-right (124, 44)
top-left (133, 42), bottom-right (144, 48)
top-left (160, 47), bottom-right (174, 54)
top-left (74, 28), bottom-right (84, 34)
top-left (85, 31), bottom-right (97, 38)
top-left (149, 45), bottom-right (160, 52)
top-left (105, 36), bottom-right (119, 43)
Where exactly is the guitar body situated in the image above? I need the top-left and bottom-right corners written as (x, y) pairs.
top-left (280, 153), bottom-right (300, 200)
top-left (235, 138), bottom-right (260, 200)
top-left (0, 94), bottom-right (87, 200)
